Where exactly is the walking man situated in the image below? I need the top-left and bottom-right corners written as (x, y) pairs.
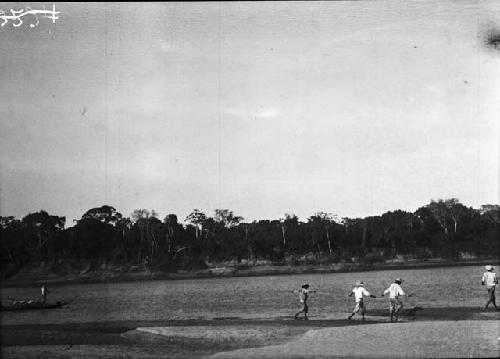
top-left (292, 284), bottom-right (316, 320)
top-left (382, 278), bottom-right (411, 322)
top-left (482, 265), bottom-right (498, 311)
top-left (347, 281), bottom-right (376, 321)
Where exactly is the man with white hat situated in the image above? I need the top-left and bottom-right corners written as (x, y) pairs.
top-left (482, 265), bottom-right (498, 311)
top-left (382, 278), bottom-right (412, 322)
top-left (347, 281), bottom-right (376, 321)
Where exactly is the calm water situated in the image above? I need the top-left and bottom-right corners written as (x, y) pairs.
top-left (0, 266), bottom-right (491, 325)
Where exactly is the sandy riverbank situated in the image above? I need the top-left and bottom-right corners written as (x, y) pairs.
top-left (208, 319), bottom-right (499, 358)
top-left (2, 310), bottom-right (499, 358)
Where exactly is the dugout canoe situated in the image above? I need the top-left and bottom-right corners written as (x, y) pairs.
top-left (1, 301), bottom-right (67, 312)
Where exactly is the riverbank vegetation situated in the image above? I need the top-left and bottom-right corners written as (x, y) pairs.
top-left (1, 199), bottom-right (498, 278)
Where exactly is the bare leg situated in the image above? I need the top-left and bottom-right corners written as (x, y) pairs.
top-left (349, 302), bottom-right (361, 320)
top-left (295, 303), bottom-right (307, 319)
top-left (389, 301), bottom-right (396, 322)
top-left (484, 289), bottom-right (497, 311)
top-left (394, 301), bottom-right (403, 321)
top-left (294, 309), bottom-right (303, 319)
top-left (484, 299), bottom-right (498, 310)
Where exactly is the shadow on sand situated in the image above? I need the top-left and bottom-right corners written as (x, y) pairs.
top-left (3, 306), bottom-right (498, 348)
top-left (367, 305), bottom-right (499, 321)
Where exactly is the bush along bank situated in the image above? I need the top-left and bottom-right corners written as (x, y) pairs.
top-left (1, 201), bottom-right (499, 281)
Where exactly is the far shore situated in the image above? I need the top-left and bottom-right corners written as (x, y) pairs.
top-left (1, 257), bottom-right (498, 288)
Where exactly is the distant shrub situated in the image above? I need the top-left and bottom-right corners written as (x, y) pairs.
top-left (284, 255), bottom-right (302, 266)
top-left (255, 259), bottom-right (273, 266)
top-left (458, 252), bottom-right (477, 260)
top-left (414, 247), bottom-right (433, 260)
top-left (363, 252), bottom-right (386, 264)
top-left (316, 253), bottom-right (341, 265)
top-left (236, 259), bottom-right (250, 270)
top-left (304, 255), bottom-right (318, 265)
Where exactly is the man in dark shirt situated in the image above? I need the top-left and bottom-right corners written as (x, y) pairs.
top-left (292, 284), bottom-right (316, 320)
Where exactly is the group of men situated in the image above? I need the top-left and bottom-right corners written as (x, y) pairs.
top-left (293, 265), bottom-right (498, 322)
top-left (293, 278), bottom-right (410, 322)
top-left (347, 278), bottom-right (409, 322)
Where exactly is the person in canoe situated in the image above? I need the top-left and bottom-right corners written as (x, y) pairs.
top-left (41, 284), bottom-right (50, 304)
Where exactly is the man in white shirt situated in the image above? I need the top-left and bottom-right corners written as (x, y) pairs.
top-left (382, 278), bottom-right (411, 322)
top-left (481, 265), bottom-right (498, 311)
top-left (347, 281), bottom-right (376, 321)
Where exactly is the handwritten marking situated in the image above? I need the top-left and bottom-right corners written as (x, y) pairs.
top-left (0, 4), bottom-right (59, 28)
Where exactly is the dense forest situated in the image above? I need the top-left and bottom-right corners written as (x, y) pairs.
top-left (1, 199), bottom-right (498, 276)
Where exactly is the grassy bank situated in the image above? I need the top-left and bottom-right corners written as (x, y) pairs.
top-left (1, 257), bottom-right (498, 288)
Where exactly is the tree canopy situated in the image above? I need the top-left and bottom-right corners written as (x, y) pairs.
top-left (1, 199), bottom-right (498, 274)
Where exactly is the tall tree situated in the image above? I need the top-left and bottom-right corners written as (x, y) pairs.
top-left (426, 199), bottom-right (452, 236)
top-left (131, 209), bottom-right (158, 264)
top-left (0, 217), bottom-right (25, 266)
top-left (164, 214), bottom-right (179, 253)
top-left (22, 211), bottom-right (65, 262)
top-left (480, 204), bottom-right (500, 225)
top-left (426, 198), bottom-right (470, 235)
top-left (214, 209), bottom-right (243, 228)
top-left (82, 205), bottom-right (123, 226)
top-left (308, 212), bottom-right (338, 254)
top-left (446, 198), bottom-right (470, 233)
top-left (279, 213), bottom-right (298, 249)
top-left (185, 209), bottom-right (207, 240)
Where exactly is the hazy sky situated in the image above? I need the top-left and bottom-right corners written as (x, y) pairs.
top-left (1, 1), bottom-right (499, 224)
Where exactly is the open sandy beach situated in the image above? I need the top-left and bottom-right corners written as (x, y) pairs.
top-left (208, 319), bottom-right (499, 358)
top-left (2, 310), bottom-right (499, 358)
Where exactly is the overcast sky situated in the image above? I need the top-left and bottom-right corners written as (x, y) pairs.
top-left (1, 1), bottom-right (499, 224)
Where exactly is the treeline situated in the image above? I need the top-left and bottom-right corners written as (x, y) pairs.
top-left (1, 199), bottom-right (498, 274)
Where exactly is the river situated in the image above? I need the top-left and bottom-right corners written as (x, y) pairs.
top-left (0, 265), bottom-right (490, 326)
